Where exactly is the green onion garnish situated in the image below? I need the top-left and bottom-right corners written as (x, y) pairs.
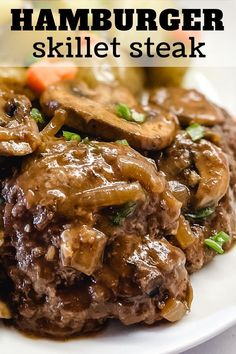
top-left (131, 111), bottom-right (145, 123)
top-left (204, 231), bottom-right (230, 254)
top-left (185, 207), bottom-right (214, 219)
top-left (116, 103), bottom-right (132, 121)
top-left (116, 139), bottom-right (129, 146)
top-left (63, 131), bottom-right (81, 142)
top-left (186, 123), bottom-right (205, 141)
top-left (112, 202), bottom-right (137, 226)
top-left (116, 103), bottom-right (145, 123)
top-left (30, 108), bottom-right (45, 124)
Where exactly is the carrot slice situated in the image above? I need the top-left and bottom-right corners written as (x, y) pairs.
top-left (27, 60), bottom-right (77, 94)
top-left (171, 29), bottom-right (202, 43)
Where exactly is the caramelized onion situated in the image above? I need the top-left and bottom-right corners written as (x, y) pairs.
top-left (186, 283), bottom-right (194, 309)
top-left (175, 215), bottom-right (195, 249)
top-left (117, 156), bottom-right (165, 193)
top-left (0, 301), bottom-right (12, 319)
top-left (40, 109), bottom-right (67, 138)
top-left (0, 231), bottom-right (4, 247)
top-left (65, 182), bottom-right (146, 210)
top-left (161, 298), bottom-right (187, 322)
top-left (168, 181), bottom-right (191, 207)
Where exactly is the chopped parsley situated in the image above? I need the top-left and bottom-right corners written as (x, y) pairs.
top-left (116, 103), bottom-right (145, 123)
top-left (30, 108), bottom-right (45, 124)
top-left (186, 123), bottom-right (205, 141)
top-left (116, 103), bottom-right (132, 121)
top-left (185, 207), bottom-right (214, 220)
top-left (116, 139), bottom-right (130, 146)
top-left (63, 131), bottom-right (81, 142)
top-left (112, 202), bottom-right (137, 226)
top-left (204, 231), bottom-right (230, 254)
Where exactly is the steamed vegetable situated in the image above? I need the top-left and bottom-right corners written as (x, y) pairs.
top-left (27, 60), bottom-right (77, 94)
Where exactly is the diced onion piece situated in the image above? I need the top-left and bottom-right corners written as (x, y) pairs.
top-left (175, 215), bottom-right (195, 249)
top-left (161, 298), bottom-right (187, 322)
top-left (0, 301), bottom-right (12, 319)
top-left (61, 225), bottom-right (107, 275)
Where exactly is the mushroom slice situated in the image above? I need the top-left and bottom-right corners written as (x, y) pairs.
top-left (194, 139), bottom-right (230, 208)
top-left (150, 87), bottom-right (225, 126)
top-left (157, 131), bottom-right (230, 209)
top-left (0, 87), bottom-right (40, 156)
top-left (41, 81), bottom-right (178, 150)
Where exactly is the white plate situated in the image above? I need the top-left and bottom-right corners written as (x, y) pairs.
top-left (1, 69), bottom-right (236, 354)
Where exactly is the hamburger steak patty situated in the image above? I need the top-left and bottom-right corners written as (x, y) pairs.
top-left (0, 139), bottom-right (190, 337)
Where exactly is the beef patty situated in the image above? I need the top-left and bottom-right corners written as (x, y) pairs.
top-left (0, 139), bottom-right (190, 338)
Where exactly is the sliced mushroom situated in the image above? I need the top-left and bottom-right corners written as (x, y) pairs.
top-left (158, 131), bottom-right (230, 208)
top-left (41, 81), bottom-right (178, 150)
top-left (194, 139), bottom-right (230, 208)
top-left (150, 87), bottom-right (225, 126)
top-left (0, 86), bottom-right (40, 156)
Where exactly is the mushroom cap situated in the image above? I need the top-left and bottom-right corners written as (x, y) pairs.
top-left (41, 81), bottom-right (178, 151)
top-left (150, 87), bottom-right (225, 126)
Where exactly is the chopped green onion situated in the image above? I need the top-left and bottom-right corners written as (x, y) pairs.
top-left (185, 207), bottom-right (214, 219)
top-left (186, 123), bottom-right (205, 141)
top-left (63, 131), bottom-right (81, 142)
top-left (30, 108), bottom-right (45, 124)
top-left (204, 231), bottom-right (230, 254)
top-left (212, 231), bottom-right (230, 243)
top-left (116, 139), bottom-right (129, 146)
top-left (116, 104), bottom-right (132, 121)
top-left (116, 103), bottom-right (146, 123)
top-left (131, 111), bottom-right (145, 123)
top-left (112, 202), bottom-right (137, 226)
top-left (204, 239), bottom-right (225, 254)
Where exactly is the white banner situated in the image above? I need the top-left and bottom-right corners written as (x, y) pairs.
top-left (0, 0), bottom-right (235, 67)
